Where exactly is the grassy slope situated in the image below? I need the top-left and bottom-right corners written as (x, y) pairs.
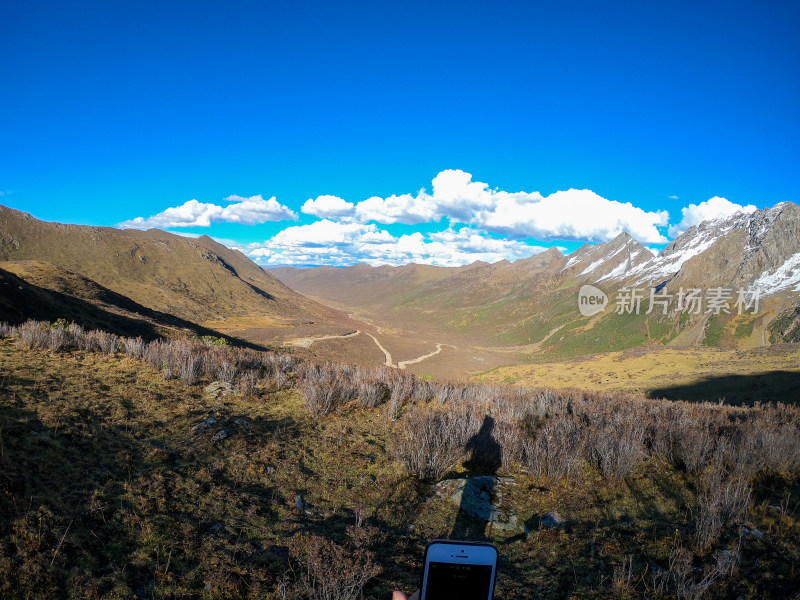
top-left (0, 205), bottom-right (344, 333)
top-left (0, 262), bottom-right (265, 344)
top-left (478, 345), bottom-right (800, 405)
top-left (1, 339), bottom-right (798, 599)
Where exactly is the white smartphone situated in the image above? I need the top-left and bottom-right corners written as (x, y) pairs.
top-left (420, 540), bottom-right (498, 600)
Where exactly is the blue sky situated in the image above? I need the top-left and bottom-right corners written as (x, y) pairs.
top-left (1, 0), bottom-right (798, 266)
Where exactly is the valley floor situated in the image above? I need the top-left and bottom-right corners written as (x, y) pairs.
top-left (478, 344), bottom-right (800, 405)
top-left (207, 292), bottom-right (800, 405)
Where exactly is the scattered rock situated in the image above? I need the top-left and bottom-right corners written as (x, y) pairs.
top-left (209, 522), bottom-right (224, 534)
top-left (211, 429), bottom-right (228, 442)
top-left (743, 527), bottom-right (764, 538)
top-left (234, 417), bottom-right (250, 427)
top-left (432, 476), bottom-right (519, 532)
top-left (204, 381), bottom-right (236, 399)
top-left (190, 416), bottom-right (218, 434)
top-left (541, 511), bottom-right (566, 528)
top-left (294, 493), bottom-right (306, 510)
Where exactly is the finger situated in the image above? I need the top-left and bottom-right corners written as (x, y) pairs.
top-left (392, 591), bottom-right (407, 600)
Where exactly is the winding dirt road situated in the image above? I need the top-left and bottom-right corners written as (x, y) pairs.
top-left (363, 332), bottom-right (394, 366)
top-left (397, 343), bottom-right (456, 369)
top-left (288, 325), bottom-right (453, 370)
top-left (288, 330), bottom-right (361, 348)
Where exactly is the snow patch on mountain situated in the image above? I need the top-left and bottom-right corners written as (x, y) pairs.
top-left (579, 258), bottom-right (605, 275)
top-left (598, 259), bottom-right (631, 282)
top-left (744, 202), bottom-right (789, 254)
top-left (751, 251), bottom-right (800, 296)
top-left (629, 227), bottom-right (722, 284)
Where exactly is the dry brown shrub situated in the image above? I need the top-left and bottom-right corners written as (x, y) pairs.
top-left (298, 365), bottom-right (357, 418)
top-left (587, 411), bottom-right (646, 481)
top-left (393, 404), bottom-right (480, 481)
top-left (236, 370), bottom-right (258, 396)
top-left (386, 372), bottom-right (416, 420)
top-left (646, 544), bottom-right (738, 599)
top-left (14, 321), bottom-right (50, 350)
top-left (122, 336), bottom-right (145, 359)
top-left (693, 468), bottom-right (751, 551)
top-left (675, 420), bottom-right (720, 473)
top-left (143, 339), bottom-right (170, 368)
top-left (523, 414), bottom-right (586, 484)
top-left (285, 532), bottom-right (379, 600)
top-left (85, 330), bottom-right (119, 354)
top-left (356, 379), bottom-right (389, 408)
top-left (735, 407), bottom-right (800, 476)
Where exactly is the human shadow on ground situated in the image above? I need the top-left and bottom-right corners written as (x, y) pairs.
top-left (450, 415), bottom-right (503, 540)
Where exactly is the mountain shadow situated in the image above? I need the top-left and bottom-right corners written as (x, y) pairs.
top-left (648, 371), bottom-right (800, 406)
top-left (0, 265), bottom-right (265, 348)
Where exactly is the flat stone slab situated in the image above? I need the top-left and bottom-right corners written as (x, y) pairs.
top-left (433, 476), bottom-right (519, 531)
top-left (204, 381), bottom-right (237, 398)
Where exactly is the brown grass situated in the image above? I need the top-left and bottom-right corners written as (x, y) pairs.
top-left (2, 319), bottom-right (800, 599)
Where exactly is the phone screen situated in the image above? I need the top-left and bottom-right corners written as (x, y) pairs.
top-left (423, 561), bottom-right (493, 600)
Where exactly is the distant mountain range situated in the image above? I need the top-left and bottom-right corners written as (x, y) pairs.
top-left (2, 202), bottom-right (798, 359)
top-left (273, 202), bottom-right (800, 356)
top-left (0, 205), bottom-right (348, 343)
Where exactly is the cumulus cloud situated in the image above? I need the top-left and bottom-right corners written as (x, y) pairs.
top-left (119, 195), bottom-right (297, 229)
top-left (115, 170), bottom-right (748, 267)
top-left (668, 196), bottom-right (757, 237)
top-left (355, 192), bottom-right (439, 225)
top-left (344, 170), bottom-right (669, 244)
top-left (430, 169), bottom-right (509, 222)
top-left (220, 195), bottom-right (298, 223)
top-left (301, 195), bottom-right (356, 219)
top-left (242, 220), bottom-right (544, 267)
top-left (478, 188), bottom-right (670, 244)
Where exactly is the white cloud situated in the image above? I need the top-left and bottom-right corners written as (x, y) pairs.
top-left (430, 169), bottom-right (509, 222)
top-left (668, 196), bottom-right (757, 237)
top-left (668, 195), bottom-right (679, 200)
top-left (242, 220), bottom-right (545, 267)
top-left (301, 195), bottom-right (356, 219)
top-left (355, 192), bottom-right (439, 225)
top-left (344, 170), bottom-right (669, 244)
top-left (220, 194), bottom-right (298, 223)
top-left (119, 195), bottom-right (297, 229)
top-left (115, 171), bottom-right (751, 268)
top-left (476, 187), bottom-right (670, 244)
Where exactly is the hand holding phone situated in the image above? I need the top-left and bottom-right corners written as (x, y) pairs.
top-left (420, 540), bottom-right (498, 600)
